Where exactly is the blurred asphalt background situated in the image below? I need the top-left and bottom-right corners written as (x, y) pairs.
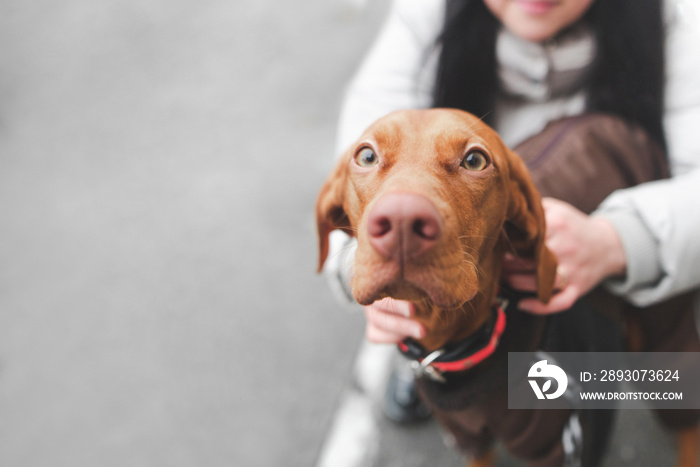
top-left (0, 0), bottom-right (683, 466)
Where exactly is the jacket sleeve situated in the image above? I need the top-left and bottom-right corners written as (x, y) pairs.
top-left (594, 0), bottom-right (700, 306)
top-left (324, 0), bottom-right (444, 302)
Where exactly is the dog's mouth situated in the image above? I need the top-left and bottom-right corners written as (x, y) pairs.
top-left (367, 281), bottom-right (475, 310)
top-left (351, 251), bottom-right (479, 310)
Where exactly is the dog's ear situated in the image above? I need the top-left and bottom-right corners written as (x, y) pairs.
top-left (503, 149), bottom-right (558, 303)
top-left (315, 154), bottom-right (352, 273)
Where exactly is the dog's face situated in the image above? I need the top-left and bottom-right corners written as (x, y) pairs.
top-left (317, 109), bottom-right (556, 315)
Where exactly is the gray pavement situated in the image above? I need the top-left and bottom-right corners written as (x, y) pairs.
top-left (0, 1), bottom-right (387, 465)
top-left (0, 1), bottom-right (684, 466)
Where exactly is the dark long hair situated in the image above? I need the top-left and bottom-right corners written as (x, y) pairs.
top-left (433, 0), bottom-right (667, 149)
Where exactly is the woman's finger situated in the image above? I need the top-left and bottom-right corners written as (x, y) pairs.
top-left (517, 285), bottom-right (579, 314)
top-left (364, 302), bottom-right (424, 341)
top-left (366, 324), bottom-right (414, 344)
top-left (502, 273), bottom-right (537, 292)
top-left (371, 297), bottom-right (414, 317)
top-left (502, 253), bottom-right (536, 273)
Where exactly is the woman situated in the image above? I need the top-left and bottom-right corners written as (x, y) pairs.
top-left (326, 0), bottom-right (700, 421)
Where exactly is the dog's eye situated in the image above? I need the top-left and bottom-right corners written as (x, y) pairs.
top-left (461, 150), bottom-right (488, 171)
top-left (355, 148), bottom-right (379, 168)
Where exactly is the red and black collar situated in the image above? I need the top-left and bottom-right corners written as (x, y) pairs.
top-left (398, 299), bottom-right (508, 383)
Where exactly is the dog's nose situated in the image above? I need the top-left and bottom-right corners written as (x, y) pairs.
top-left (367, 192), bottom-right (442, 260)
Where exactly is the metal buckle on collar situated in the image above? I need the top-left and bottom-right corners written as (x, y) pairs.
top-left (410, 348), bottom-right (447, 383)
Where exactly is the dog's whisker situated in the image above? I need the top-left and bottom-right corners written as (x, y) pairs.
top-left (326, 245), bottom-right (356, 265)
top-left (463, 110), bottom-right (494, 135)
top-left (499, 225), bottom-right (526, 259)
top-left (457, 234), bottom-right (499, 241)
top-left (460, 250), bottom-right (486, 282)
top-left (461, 248), bottom-right (485, 263)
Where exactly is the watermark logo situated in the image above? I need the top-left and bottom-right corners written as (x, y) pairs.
top-left (528, 359), bottom-right (568, 400)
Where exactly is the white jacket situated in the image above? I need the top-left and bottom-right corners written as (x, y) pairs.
top-left (331, 0), bottom-right (700, 307)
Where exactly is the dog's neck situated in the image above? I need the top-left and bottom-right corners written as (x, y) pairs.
top-left (409, 241), bottom-right (505, 352)
top-left (411, 265), bottom-right (501, 352)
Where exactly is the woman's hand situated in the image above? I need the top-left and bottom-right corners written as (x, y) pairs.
top-left (502, 197), bottom-right (627, 314)
top-left (364, 297), bottom-right (425, 344)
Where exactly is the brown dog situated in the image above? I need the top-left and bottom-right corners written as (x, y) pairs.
top-left (316, 109), bottom-right (699, 466)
